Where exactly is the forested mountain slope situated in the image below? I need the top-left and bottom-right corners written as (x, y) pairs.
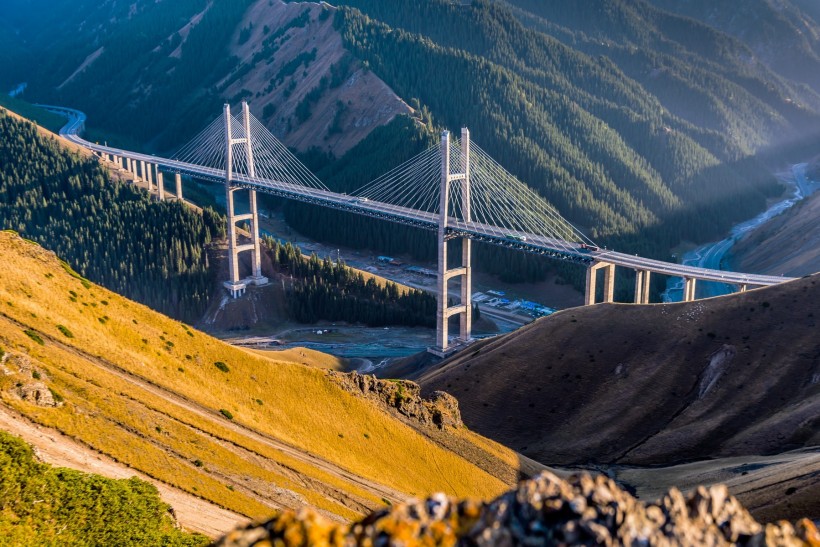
top-left (1, 0), bottom-right (408, 156)
top-left (0, 108), bottom-right (223, 322)
top-left (648, 0), bottom-right (820, 92)
top-left (6, 0), bottom-right (820, 267)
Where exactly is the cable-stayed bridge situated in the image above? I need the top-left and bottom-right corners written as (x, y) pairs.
top-left (44, 103), bottom-right (793, 355)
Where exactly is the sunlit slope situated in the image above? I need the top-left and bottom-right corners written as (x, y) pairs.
top-left (0, 231), bottom-right (511, 523)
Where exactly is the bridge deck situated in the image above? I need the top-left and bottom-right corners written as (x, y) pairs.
top-left (43, 105), bottom-right (795, 289)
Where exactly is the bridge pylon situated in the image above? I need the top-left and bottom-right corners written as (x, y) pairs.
top-left (429, 128), bottom-right (473, 357)
top-left (223, 101), bottom-right (268, 298)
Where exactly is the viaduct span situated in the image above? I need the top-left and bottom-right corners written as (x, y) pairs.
top-left (44, 104), bottom-right (793, 356)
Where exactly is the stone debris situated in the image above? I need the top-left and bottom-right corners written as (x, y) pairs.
top-left (213, 472), bottom-right (820, 546)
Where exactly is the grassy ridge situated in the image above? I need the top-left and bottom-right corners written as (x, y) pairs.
top-left (0, 430), bottom-right (207, 546)
top-left (0, 232), bottom-right (516, 525)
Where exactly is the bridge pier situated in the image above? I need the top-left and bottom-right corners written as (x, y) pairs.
top-left (139, 160), bottom-right (147, 183)
top-left (175, 173), bottom-right (183, 200)
top-left (738, 283), bottom-right (748, 293)
top-left (634, 269), bottom-right (651, 304)
top-left (683, 277), bottom-right (697, 302)
top-left (147, 162), bottom-right (154, 192)
top-left (430, 128), bottom-right (472, 357)
top-left (223, 102), bottom-right (268, 298)
top-left (585, 261), bottom-right (615, 305)
top-left (156, 167), bottom-right (165, 200)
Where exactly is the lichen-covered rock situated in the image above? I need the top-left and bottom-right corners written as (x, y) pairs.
top-left (212, 472), bottom-right (820, 546)
top-left (328, 371), bottom-right (463, 430)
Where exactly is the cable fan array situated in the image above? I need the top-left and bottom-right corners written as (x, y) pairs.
top-left (351, 138), bottom-right (596, 253)
top-left (171, 110), bottom-right (328, 192)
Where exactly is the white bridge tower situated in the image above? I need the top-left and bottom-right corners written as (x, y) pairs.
top-left (223, 102), bottom-right (268, 297)
top-left (430, 128), bottom-right (473, 357)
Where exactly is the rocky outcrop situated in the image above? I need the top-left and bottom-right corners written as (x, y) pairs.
top-left (214, 472), bottom-right (820, 546)
top-left (2, 351), bottom-right (61, 408)
top-left (16, 382), bottom-right (58, 407)
top-left (328, 371), bottom-right (462, 430)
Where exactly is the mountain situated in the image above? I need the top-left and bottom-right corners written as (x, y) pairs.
top-left (0, 230), bottom-right (533, 532)
top-left (418, 276), bottom-right (820, 520)
top-left (6, 0), bottom-right (820, 265)
top-left (0, 0), bottom-right (409, 156)
top-left (647, 0), bottom-right (820, 93)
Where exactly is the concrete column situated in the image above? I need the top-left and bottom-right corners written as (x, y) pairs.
top-left (738, 284), bottom-right (747, 293)
top-left (126, 157), bottom-right (132, 174)
top-left (435, 130), bottom-right (451, 353)
top-left (634, 269), bottom-right (651, 304)
top-left (224, 104), bottom-right (240, 286)
top-left (156, 168), bottom-right (165, 200)
top-left (139, 160), bottom-right (146, 183)
top-left (175, 173), bottom-right (183, 200)
top-left (243, 102), bottom-right (266, 285)
top-left (585, 264), bottom-right (598, 306)
top-left (684, 277), bottom-right (697, 302)
top-left (602, 263), bottom-right (615, 303)
top-left (459, 127), bottom-right (472, 342)
top-left (146, 162), bottom-right (154, 192)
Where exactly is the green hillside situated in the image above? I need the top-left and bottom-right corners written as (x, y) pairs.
top-left (0, 431), bottom-right (206, 546)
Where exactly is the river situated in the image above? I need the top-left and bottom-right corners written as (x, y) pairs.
top-left (663, 163), bottom-right (820, 301)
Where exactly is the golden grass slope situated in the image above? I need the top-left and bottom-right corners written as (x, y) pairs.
top-left (0, 232), bottom-right (513, 529)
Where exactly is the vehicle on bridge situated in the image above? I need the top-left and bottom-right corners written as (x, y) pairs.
top-left (579, 243), bottom-right (600, 252)
top-left (505, 234), bottom-right (527, 242)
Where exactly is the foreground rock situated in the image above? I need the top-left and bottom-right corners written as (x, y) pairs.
top-left (214, 472), bottom-right (820, 546)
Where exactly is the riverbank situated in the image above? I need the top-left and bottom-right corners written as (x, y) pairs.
top-left (663, 163), bottom-right (820, 301)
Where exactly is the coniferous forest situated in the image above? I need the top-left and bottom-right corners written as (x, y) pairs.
top-left (0, 110), bottom-right (224, 322)
top-left (263, 237), bottom-right (436, 327)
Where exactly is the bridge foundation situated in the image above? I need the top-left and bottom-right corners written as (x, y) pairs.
top-left (585, 261), bottom-right (615, 305)
top-left (223, 102), bottom-right (268, 297)
top-left (429, 128), bottom-right (472, 357)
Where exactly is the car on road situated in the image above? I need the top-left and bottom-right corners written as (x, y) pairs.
top-left (505, 234), bottom-right (527, 242)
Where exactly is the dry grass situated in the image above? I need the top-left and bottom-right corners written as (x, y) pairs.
top-left (245, 347), bottom-right (347, 371)
top-left (0, 233), bottom-right (511, 523)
